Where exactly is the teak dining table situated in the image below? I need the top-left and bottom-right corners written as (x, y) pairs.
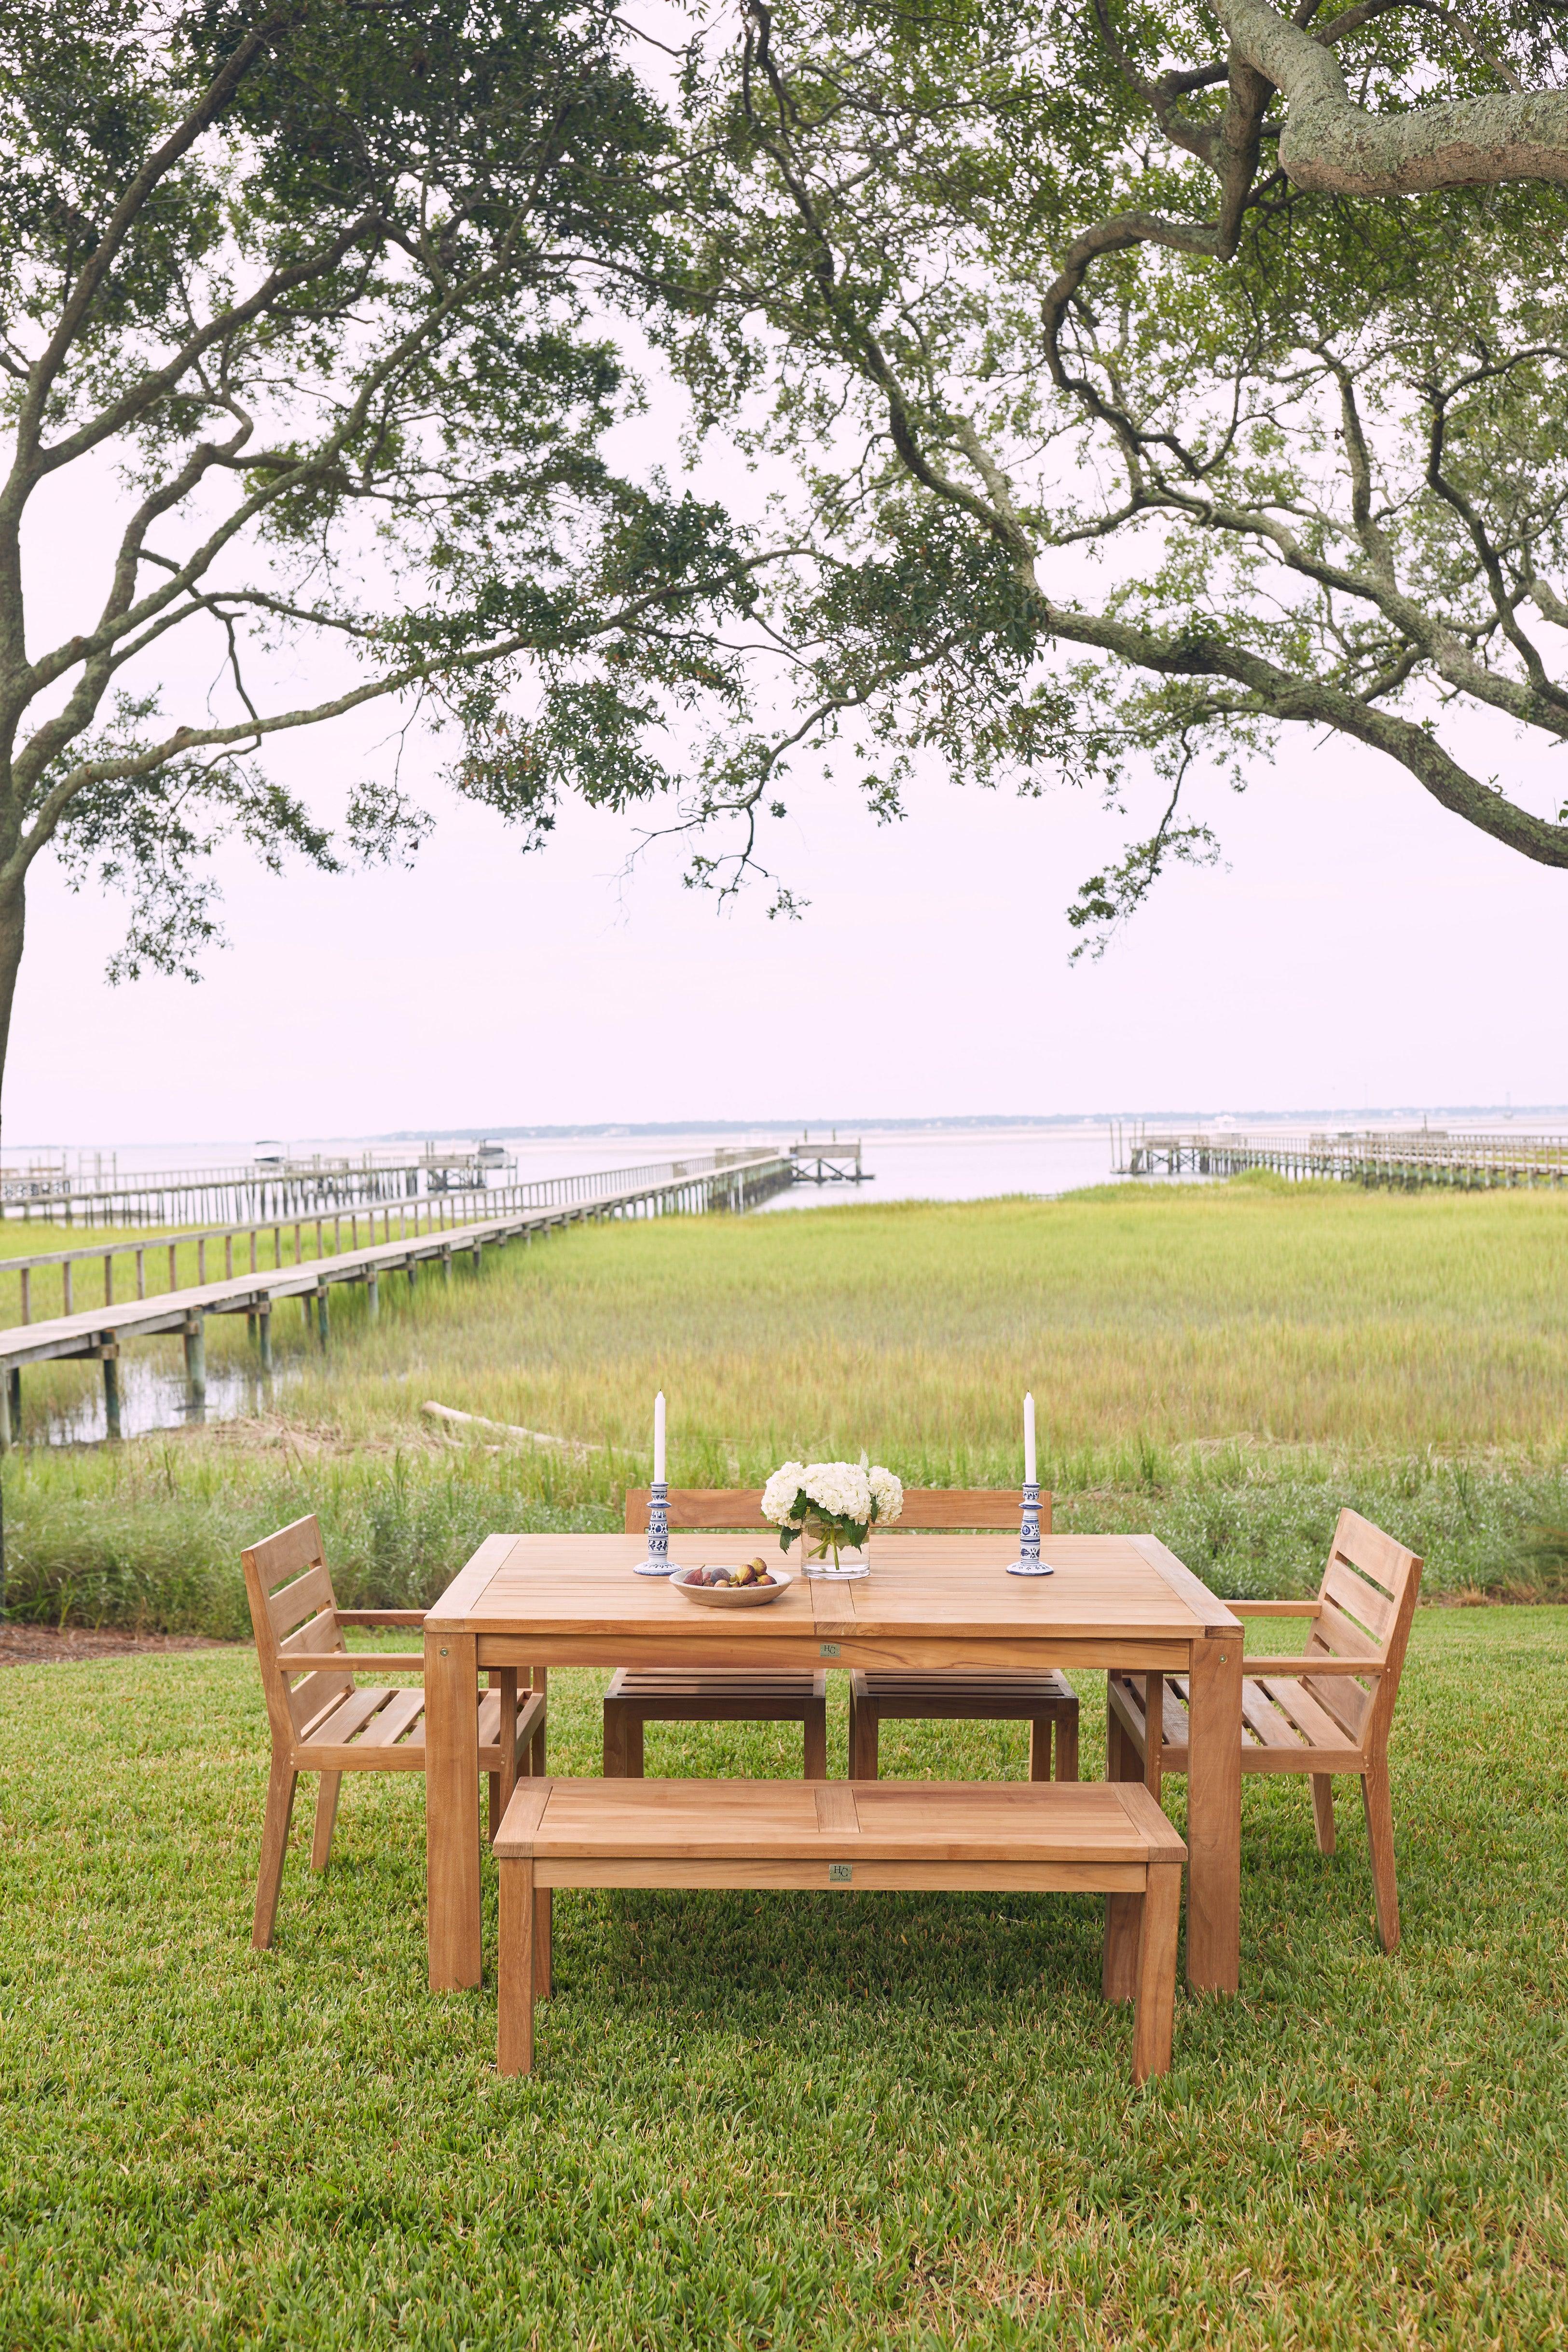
top-left (423, 1531), bottom-right (1245, 1994)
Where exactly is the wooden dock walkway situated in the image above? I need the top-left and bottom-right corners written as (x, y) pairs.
top-left (1113, 1126), bottom-right (1568, 1189)
top-left (0, 1149), bottom-right (796, 1443)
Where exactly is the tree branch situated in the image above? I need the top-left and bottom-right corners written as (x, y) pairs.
top-left (1213, 0), bottom-right (1568, 193)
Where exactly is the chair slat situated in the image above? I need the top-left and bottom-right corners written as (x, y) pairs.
top-left (1311, 1602), bottom-right (1382, 1663)
top-left (1331, 1509), bottom-right (1416, 1598)
top-left (279, 1606), bottom-right (340, 1659)
top-left (1253, 1675), bottom-right (1354, 1752)
top-left (305, 1686), bottom-right (390, 1747)
top-left (354, 1688), bottom-right (426, 1749)
top-left (622, 1486), bottom-right (1050, 1533)
top-left (1239, 1682), bottom-right (1308, 1751)
top-left (1301, 1668), bottom-right (1373, 1743)
top-left (246, 1514), bottom-right (325, 1595)
top-left (1322, 1556), bottom-right (1397, 1643)
top-left (267, 1567), bottom-right (337, 1640)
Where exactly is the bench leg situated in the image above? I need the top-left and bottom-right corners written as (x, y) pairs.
top-left (1362, 1762), bottom-right (1400, 1953)
top-left (488, 1772), bottom-right (502, 1842)
top-left (1027, 1717), bottom-right (1052, 1782)
top-left (535, 1886), bottom-right (553, 1999)
top-left (1102, 1891), bottom-right (1141, 2004)
top-left (603, 1701), bottom-right (629, 1779)
top-left (311, 1772), bottom-right (342, 1871)
top-left (1132, 1861), bottom-right (1181, 2084)
top-left (1311, 1773), bottom-right (1336, 1856)
top-left (252, 1757), bottom-right (298, 1951)
top-left (497, 1859), bottom-right (536, 2075)
top-left (803, 1696), bottom-right (828, 1781)
top-left (1055, 1703), bottom-right (1080, 1783)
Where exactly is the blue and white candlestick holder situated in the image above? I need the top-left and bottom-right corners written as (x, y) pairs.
top-left (633, 1480), bottom-right (684, 1577)
top-left (1004, 1480), bottom-right (1053, 1576)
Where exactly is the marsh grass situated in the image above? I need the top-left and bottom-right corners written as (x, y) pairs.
top-left (7, 1180), bottom-right (1568, 1628)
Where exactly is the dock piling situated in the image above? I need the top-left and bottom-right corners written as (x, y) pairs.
top-left (102, 1347), bottom-right (122, 1442)
top-left (183, 1316), bottom-right (206, 1420)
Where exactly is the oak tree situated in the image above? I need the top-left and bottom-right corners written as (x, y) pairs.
top-left (0, 0), bottom-right (768, 1107)
top-left (671, 0), bottom-right (1568, 946)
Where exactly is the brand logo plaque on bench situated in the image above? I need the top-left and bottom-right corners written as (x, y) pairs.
top-left (828, 1862), bottom-right (853, 1884)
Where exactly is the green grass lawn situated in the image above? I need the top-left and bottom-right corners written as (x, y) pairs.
top-left (3, 1611), bottom-right (1566, 2349)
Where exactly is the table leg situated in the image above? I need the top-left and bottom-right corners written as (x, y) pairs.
top-left (426, 1630), bottom-right (482, 1989)
top-left (1183, 1634), bottom-right (1242, 1993)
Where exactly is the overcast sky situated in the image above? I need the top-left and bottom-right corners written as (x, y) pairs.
top-left (21, 674), bottom-right (1565, 1147)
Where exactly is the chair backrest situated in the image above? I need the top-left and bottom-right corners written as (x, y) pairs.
top-left (1304, 1508), bottom-right (1423, 1759)
top-left (241, 1514), bottom-right (355, 1748)
top-left (623, 1487), bottom-right (1051, 1533)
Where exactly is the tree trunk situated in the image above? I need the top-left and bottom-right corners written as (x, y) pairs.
top-left (0, 874), bottom-right (25, 1147)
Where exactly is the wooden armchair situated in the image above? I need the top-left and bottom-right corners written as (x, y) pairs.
top-left (610, 1489), bottom-right (1078, 1787)
top-left (242, 1513), bottom-right (545, 1949)
top-left (1106, 1508), bottom-right (1422, 1950)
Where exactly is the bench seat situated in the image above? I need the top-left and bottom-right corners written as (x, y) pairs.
top-left (494, 1777), bottom-right (1186, 2083)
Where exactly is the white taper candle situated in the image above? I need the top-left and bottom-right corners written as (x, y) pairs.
top-left (1024, 1392), bottom-right (1036, 1485)
top-left (654, 1390), bottom-right (666, 1484)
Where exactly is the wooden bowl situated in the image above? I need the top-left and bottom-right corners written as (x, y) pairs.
top-left (673, 1566), bottom-right (793, 1608)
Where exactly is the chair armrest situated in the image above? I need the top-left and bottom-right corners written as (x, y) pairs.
top-left (285, 1652), bottom-right (426, 1673)
top-left (338, 1609), bottom-right (427, 1628)
top-left (1246, 1656), bottom-right (1386, 1678)
top-left (1226, 1599), bottom-right (1323, 1617)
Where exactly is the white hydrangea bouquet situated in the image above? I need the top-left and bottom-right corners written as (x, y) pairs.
top-left (760, 1455), bottom-right (904, 1579)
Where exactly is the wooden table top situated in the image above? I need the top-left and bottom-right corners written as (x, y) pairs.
top-left (425, 1531), bottom-right (1239, 1644)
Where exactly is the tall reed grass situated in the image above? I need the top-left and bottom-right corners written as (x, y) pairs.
top-left (7, 1177), bottom-right (1568, 1628)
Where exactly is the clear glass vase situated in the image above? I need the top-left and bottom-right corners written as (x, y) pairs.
top-left (799, 1517), bottom-right (870, 1579)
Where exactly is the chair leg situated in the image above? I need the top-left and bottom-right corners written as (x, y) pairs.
top-left (1361, 1763), bottom-right (1401, 1953)
top-left (1131, 1862), bottom-right (1181, 2084)
top-left (530, 1668), bottom-right (548, 1777)
top-left (497, 1859), bottom-right (536, 2075)
top-left (1027, 1717), bottom-right (1052, 1782)
top-left (1311, 1773), bottom-right (1336, 1856)
top-left (803, 1696), bottom-right (828, 1781)
top-left (1055, 1702), bottom-right (1080, 1783)
top-left (252, 1757), bottom-right (298, 1951)
top-left (1107, 1688), bottom-right (1141, 1782)
top-left (850, 1702), bottom-right (879, 1782)
top-left (1142, 1674), bottom-right (1164, 1807)
top-left (310, 1772), bottom-right (342, 1871)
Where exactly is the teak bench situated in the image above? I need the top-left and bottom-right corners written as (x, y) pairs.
top-left (494, 1777), bottom-right (1186, 2084)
